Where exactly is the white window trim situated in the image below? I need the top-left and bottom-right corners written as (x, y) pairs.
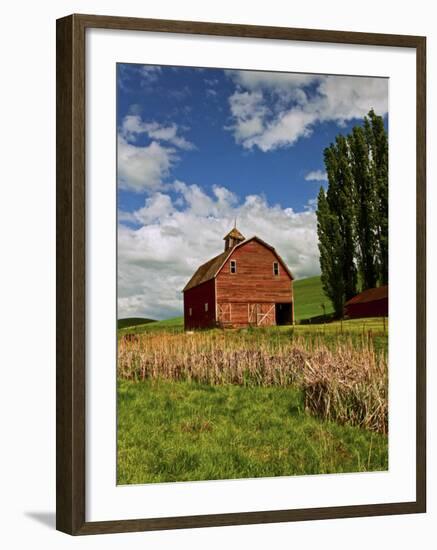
top-left (273, 261), bottom-right (279, 276)
top-left (230, 260), bottom-right (237, 274)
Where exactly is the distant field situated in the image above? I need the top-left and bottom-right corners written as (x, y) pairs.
top-left (293, 275), bottom-right (333, 322)
top-left (117, 379), bottom-right (388, 484)
top-left (117, 317), bottom-right (155, 329)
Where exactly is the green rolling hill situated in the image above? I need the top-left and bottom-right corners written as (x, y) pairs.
top-left (117, 317), bottom-right (155, 330)
top-left (293, 275), bottom-right (334, 322)
top-left (118, 316), bottom-right (184, 334)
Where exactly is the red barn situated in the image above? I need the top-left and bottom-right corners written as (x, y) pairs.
top-left (344, 285), bottom-right (388, 319)
top-left (183, 227), bottom-right (294, 330)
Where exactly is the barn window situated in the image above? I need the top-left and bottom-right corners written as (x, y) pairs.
top-left (230, 260), bottom-right (237, 274)
top-left (205, 302), bottom-right (209, 312)
top-left (273, 261), bottom-right (279, 276)
top-left (189, 307), bottom-right (192, 316)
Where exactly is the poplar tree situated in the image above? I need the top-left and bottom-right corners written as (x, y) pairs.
top-left (324, 135), bottom-right (357, 301)
top-left (365, 109), bottom-right (389, 285)
top-left (348, 124), bottom-right (378, 290)
top-left (316, 110), bottom-right (388, 316)
top-left (316, 187), bottom-right (345, 317)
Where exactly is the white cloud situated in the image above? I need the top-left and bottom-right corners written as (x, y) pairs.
top-left (139, 65), bottom-right (162, 84)
top-left (226, 70), bottom-right (320, 92)
top-left (117, 115), bottom-right (196, 192)
top-left (316, 76), bottom-right (388, 124)
top-left (305, 170), bottom-right (328, 182)
top-left (121, 115), bottom-right (195, 150)
top-left (228, 90), bottom-right (267, 143)
top-left (226, 74), bottom-right (388, 152)
top-left (118, 65), bottom-right (162, 93)
top-left (131, 193), bottom-right (175, 225)
top-left (228, 90), bottom-right (265, 120)
top-left (245, 110), bottom-right (317, 151)
top-left (117, 136), bottom-right (176, 192)
top-left (118, 183), bottom-right (320, 319)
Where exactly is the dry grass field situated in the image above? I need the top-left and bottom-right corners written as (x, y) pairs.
top-left (118, 328), bottom-right (387, 434)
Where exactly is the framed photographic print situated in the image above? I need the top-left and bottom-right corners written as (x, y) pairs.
top-left (56, 14), bottom-right (426, 535)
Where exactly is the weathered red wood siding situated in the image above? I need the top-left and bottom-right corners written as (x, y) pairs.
top-left (216, 240), bottom-right (292, 303)
top-left (215, 240), bottom-right (293, 327)
top-left (344, 298), bottom-right (388, 319)
top-left (183, 279), bottom-right (216, 330)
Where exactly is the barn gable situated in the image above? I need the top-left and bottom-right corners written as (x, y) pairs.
top-left (216, 236), bottom-right (293, 282)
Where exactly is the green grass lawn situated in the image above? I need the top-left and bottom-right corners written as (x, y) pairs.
top-left (117, 379), bottom-right (388, 485)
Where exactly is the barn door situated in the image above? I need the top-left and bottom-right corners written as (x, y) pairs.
top-left (248, 303), bottom-right (275, 326)
top-left (217, 303), bottom-right (231, 325)
top-left (257, 304), bottom-right (275, 326)
top-left (248, 303), bottom-right (257, 325)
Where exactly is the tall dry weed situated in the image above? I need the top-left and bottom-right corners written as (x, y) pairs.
top-left (118, 331), bottom-right (387, 434)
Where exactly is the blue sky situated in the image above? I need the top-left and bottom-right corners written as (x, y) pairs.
top-left (117, 64), bottom-right (388, 320)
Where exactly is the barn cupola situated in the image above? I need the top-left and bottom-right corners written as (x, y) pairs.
top-left (223, 226), bottom-right (245, 251)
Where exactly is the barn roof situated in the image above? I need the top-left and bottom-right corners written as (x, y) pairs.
top-left (183, 236), bottom-right (293, 292)
top-left (183, 250), bottom-right (230, 292)
top-left (345, 285), bottom-right (388, 306)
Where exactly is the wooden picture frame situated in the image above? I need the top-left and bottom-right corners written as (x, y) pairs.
top-left (56, 13), bottom-right (426, 535)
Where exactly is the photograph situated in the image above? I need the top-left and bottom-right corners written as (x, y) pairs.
top-left (116, 63), bottom-right (389, 485)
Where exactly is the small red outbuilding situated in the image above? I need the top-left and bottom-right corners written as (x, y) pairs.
top-left (344, 285), bottom-right (388, 319)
